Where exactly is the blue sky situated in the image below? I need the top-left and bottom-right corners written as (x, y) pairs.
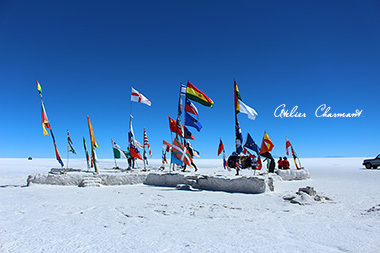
top-left (0, 0), bottom-right (379, 160)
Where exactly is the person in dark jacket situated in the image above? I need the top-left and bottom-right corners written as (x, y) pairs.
top-left (282, 157), bottom-right (290, 169)
top-left (278, 157), bottom-right (283, 169)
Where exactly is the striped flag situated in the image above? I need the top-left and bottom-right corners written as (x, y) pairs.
top-left (83, 137), bottom-right (90, 168)
top-left (112, 139), bottom-right (127, 159)
top-left (144, 128), bottom-right (152, 157)
top-left (163, 140), bottom-right (172, 152)
top-left (218, 138), bottom-right (224, 156)
top-left (186, 81), bottom-right (214, 107)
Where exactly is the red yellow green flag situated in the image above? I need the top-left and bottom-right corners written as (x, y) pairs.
top-left (234, 79), bottom-right (242, 114)
top-left (41, 101), bottom-right (50, 136)
top-left (186, 81), bottom-right (214, 107)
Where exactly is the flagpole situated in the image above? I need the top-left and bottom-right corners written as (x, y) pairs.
top-left (67, 133), bottom-right (69, 171)
top-left (143, 130), bottom-right (146, 170)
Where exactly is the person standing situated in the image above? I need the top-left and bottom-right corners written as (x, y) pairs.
top-left (278, 157), bottom-right (283, 169)
top-left (282, 157), bottom-right (290, 170)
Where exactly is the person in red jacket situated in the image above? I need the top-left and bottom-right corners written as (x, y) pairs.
top-left (277, 157), bottom-right (283, 169)
top-left (282, 157), bottom-right (290, 169)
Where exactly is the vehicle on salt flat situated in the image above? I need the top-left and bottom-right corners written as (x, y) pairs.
top-left (363, 154), bottom-right (380, 169)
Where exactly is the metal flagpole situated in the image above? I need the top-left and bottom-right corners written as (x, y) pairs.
top-left (66, 133), bottom-right (69, 171)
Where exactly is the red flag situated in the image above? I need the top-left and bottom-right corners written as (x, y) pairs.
top-left (168, 116), bottom-right (184, 137)
top-left (243, 147), bottom-right (256, 159)
top-left (259, 131), bottom-right (274, 154)
top-left (286, 137), bottom-right (292, 156)
top-left (218, 139), bottom-right (224, 156)
top-left (163, 140), bottom-right (172, 152)
top-left (130, 144), bottom-right (143, 160)
top-left (256, 156), bottom-right (262, 170)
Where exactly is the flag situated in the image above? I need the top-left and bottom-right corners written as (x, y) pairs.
top-left (171, 152), bottom-right (183, 166)
top-left (172, 136), bottom-right (193, 167)
top-left (218, 138), bottom-right (224, 156)
top-left (243, 132), bottom-right (260, 155)
top-left (87, 115), bottom-right (99, 148)
top-left (40, 101), bottom-right (50, 136)
top-left (286, 137), bottom-right (292, 156)
top-left (143, 149), bottom-right (148, 164)
top-left (162, 150), bottom-right (168, 164)
top-left (183, 126), bottom-right (195, 140)
top-left (256, 155), bottom-right (262, 170)
top-left (162, 140), bottom-right (172, 152)
top-left (131, 87), bottom-right (151, 106)
top-left (36, 80), bottom-right (43, 98)
top-left (185, 97), bottom-right (199, 118)
top-left (135, 140), bottom-right (144, 149)
top-left (186, 81), bottom-right (214, 107)
top-left (234, 80), bottom-right (258, 120)
top-left (112, 139), bottom-right (127, 159)
top-left (83, 137), bottom-right (90, 168)
top-left (238, 99), bottom-right (258, 120)
top-left (184, 112), bottom-right (202, 132)
top-left (144, 128), bottom-right (152, 157)
top-left (243, 148), bottom-right (256, 159)
top-left (259, 131), bottom-right (274, 154)
top-left (168, 116), bottom-right (184, 137)
top-left (223, 150), bottom-right (227, 170)
top-left (67, 130), bottom-right (77, 155)
top-left (130, 143), bottom-right (143, 160)
top-left (291, 146), bottom-right (301, 169)
top-left (235, 116), bottom-right (243, 154)
top-left (50, 130), bottom-right (64, 167)
top-left (193, 149), bottom-right (200, 158)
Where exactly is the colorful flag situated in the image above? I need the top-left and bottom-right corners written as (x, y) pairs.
top-left (234, 80), bottom-right (258, 120)
top-left (184, 112), bottom-right (202, 132)
top-left (193, 148), bottom-right (200, 158)
top-left (291, 146), bottom-right (301, 170)
top-left (144, 128), bottom-right (152, 157)
top-left (183, 126), bottom-right (195, 140)
top-left (256, 155), bottom-right (262, 170)
top-left (36, 80), bottom-right (43, 98)
top-left (83, 137), bottom-right (90, 168)
top-left (186, 81), bottom-right (214, 107)
top-left (87, 115), bottom-right (99, 148)
top-left (143, 149), bottom-right (148, 164)
top-left (244, 132), bottom-right (260, 155)
top-left (67, 130), bottom-right (77, 155)
top-left (259, 131), bottom-right (274, 154)
top-left (185, 97), bottom-right (199, 118)
top-left (286, 137), bottom-right (292, 156)
top-left (172, 136), bottom-right (193, 167)
top-left (243, 147), bottom-right (256, 159)
top-left (235, 116), bottom-right (243, 154)
top-left (162, 140), bottom-right (172, 152)
top-left (218, 138), bottom-right (224, 156)
top-left (40, 101), bottom-right (50, 136)
top-left (168, 116), bottom-right (184, 137)
top-left (130, 143), bottom-right (143, 160)
top-left (162, 150), bottom-right (168, 164)
top-left (171, 152), bottom-right (183, 166)
top-left (112, 139), bottom-right (127, 159)
top-left (50, 130), bottom-right (64, 167)
top-left (131, 87), bottom-right (151, 106)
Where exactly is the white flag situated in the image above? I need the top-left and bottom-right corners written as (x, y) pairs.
top-left (131, 87), bottom-right (151, 106)
top-left (238, 99), bottom-right (258, 120)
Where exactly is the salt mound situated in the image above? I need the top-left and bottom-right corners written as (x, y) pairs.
top-left (276, 168), bottom-right (311, 181)
top-left (27, 173), bottom-right (148, 187)
top-left (144, 172), bottom-right (274, 194)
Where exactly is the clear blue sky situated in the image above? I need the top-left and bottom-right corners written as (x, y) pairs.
top-left (0, 0), bottom-right (379, 160)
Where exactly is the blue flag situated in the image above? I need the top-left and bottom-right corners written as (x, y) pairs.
top-left (235, 117), bottom-right (243, 154)
top-left (171, 152), bottom-right (183, 165)
top-left (244, 132), bottom-right (260, 155)
top-left (184, 112), bottom-right (202, 132)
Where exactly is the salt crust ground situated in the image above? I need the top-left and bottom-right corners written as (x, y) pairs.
top-left (1, 158), bottom-right (380, 252)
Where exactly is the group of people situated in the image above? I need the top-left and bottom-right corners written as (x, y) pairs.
top-left (277, 156), bottom-right (290, 170)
